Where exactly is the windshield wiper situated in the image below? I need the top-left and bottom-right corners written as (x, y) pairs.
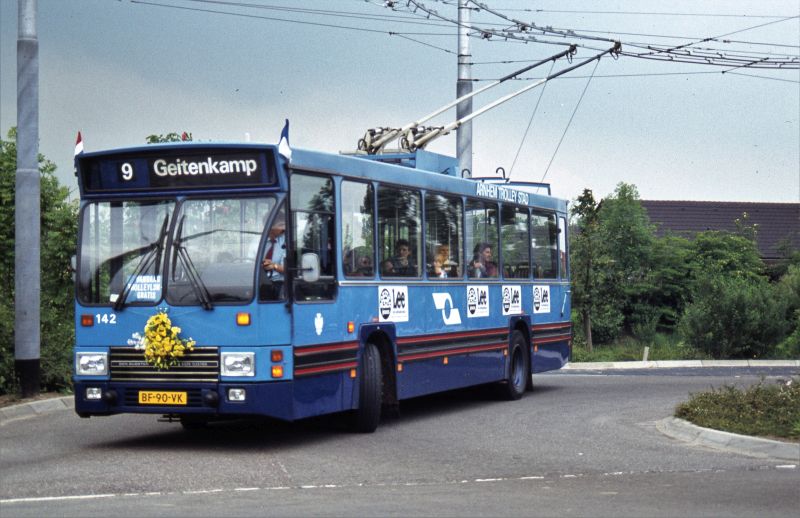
top-left (172, 215), bottom-right (214, 310)
top-left (113, 215), bottom-right (169, 311)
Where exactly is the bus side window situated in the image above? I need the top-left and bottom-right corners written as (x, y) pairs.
top-left (465, 199), bottom-right (498, 279)
top-left (501, 205), bottom-right (530, 279)
top-left (378, 186), bottom-right (421, 278)
top-left (425, 193), bottom-right (462, 279)
top-left (558, 216), bottom-right (568, 279)
top-left (291, 173), bottom-right (337, 301)
top-left (342, 181), bottom-right (374, 278)
top-left (531, 211), bottom-right (558, 279)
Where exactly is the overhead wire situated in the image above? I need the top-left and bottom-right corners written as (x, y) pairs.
top-left (127, 0), bottom-right (458, 54)
top-left (509, 59), bottom-right (555, 177)
top-left (462, 1), bottom-right (799, 68)
top-left (541, 58), bottom-right (601, 183)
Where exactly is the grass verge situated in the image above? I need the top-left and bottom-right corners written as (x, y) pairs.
top-left (675, 378), bottom-right (800, 441)
top-left (571, 333), bottom-right (707, 362)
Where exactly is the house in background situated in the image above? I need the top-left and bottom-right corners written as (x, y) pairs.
top-left (639, 201), bottom-right (800, 264)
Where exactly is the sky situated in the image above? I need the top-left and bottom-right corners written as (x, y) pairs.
top-left (1, 0), bottom-right (798, 204)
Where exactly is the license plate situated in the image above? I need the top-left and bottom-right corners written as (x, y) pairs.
top-left (138, 390), bottom-right (187, 405)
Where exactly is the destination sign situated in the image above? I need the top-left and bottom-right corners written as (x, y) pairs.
top-left (475, 182), bottom-right (530, 206)
top-left (78, 146), bottom-right (277, 194)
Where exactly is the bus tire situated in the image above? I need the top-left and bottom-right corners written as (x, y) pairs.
top-left (352, 343), bottom-right (382, 433)
top-left (501, 330), bottom-right (529, 401)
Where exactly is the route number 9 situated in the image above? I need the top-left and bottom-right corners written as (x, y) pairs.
top-left (120, 162), bottom-right (134, 181)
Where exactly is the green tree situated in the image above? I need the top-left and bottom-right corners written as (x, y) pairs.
top-left (647, 234), bottom-right (692, 332)
top-left (687, 230), bottom-right (764, 286)
top-left (146, 132), bottom-right (192, 143)
top-left (0, 128), bottom-right (78, 393)
top-left (570, 189), bottom-right (604, 351)
top-left (596, 183), bottom-right (656, 340)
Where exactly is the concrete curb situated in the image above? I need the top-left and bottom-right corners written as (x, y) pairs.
top-left (657, 417), bottom-right (800, 462)
top-left (563, 360), bottom-right (800, 370)
top-left (0, 395), bottom-right (73, 422)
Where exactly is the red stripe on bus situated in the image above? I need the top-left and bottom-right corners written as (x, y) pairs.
top-left (533, 334), bottom-right (572, 344)
top-left (397, 328), bottom-right (507, 345)
top-left (294, 342), bottom-right (359, 357)
top-left (294, 361), bottom-right (358, 376)
top-left (399, 342), bottom-right (507, 362)
top-left (532, 322), bottom-right (572, 331)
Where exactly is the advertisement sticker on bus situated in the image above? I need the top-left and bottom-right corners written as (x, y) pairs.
top-left (467, 285), bottom-right (490, 318)
top-left (533, 285), bottom-right (551, 314)
top-left (378, 286), bottom-right (409, 322)
top-left (432, 293), bottom-right (462, 325)
top-left (125, 274), bottom-right (162, 302)
top-left (502, 285), bottom-right (522, 315)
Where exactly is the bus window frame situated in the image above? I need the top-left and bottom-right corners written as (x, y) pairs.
top-left (289, 171), bottom-right (338, 303)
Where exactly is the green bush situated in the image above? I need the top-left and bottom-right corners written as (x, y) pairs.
top-left (0, 128), bottom-right (77, 394)
top-left (675, 378), bottom-right (800, 440)
top-left (776, 310), bottom-right (800, 359)
top-left (679, 276), bottom-right (789, 359)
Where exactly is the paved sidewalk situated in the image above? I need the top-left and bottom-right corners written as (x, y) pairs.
top-left (0, 395), bottom-right (73, 422)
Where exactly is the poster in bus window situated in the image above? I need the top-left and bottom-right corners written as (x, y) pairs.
top-left (502, 285), bottom-right (522, 316)
top-left (125, 275), bottom-right (162, 303)
top-left (533, 285), bottom-right (551, 314)
top-left (466, 285), bottom-right (489, 318)
top-left (378, 286), bottom-right (409, 322)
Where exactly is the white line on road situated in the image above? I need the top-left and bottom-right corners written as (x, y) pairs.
top-left (2, 465), bottom-right (796, 505)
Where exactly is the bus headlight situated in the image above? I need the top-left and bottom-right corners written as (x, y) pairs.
top-left (221, 352), bottom-right (255, 377)
top-left (76, 353), bottom-right (108, 376)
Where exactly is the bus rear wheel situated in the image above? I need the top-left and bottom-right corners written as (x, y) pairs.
top-left (501, 330), bottom-right (529, 401)
top-left (351, 343), bottom-right (382, 433)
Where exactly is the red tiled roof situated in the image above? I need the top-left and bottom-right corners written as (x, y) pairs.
top-left (640, 201), bottom-right (800, 261)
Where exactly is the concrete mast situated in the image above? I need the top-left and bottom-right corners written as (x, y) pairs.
top-left (16, 0), bottom-right (41, 397)
top-left (456, 0), bottom-right (472, 178)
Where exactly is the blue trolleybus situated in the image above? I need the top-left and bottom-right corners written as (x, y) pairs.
top-left (73, 142), bottom-right (571, 432)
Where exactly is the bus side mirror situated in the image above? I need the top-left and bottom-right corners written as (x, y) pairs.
top-left (70, 254), bottom-right (77, 281)
top-left (301, 253), bottom-right (320, 283)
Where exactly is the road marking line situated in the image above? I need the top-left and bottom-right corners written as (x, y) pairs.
top-left (4, 464), bottom-right (794, 505)
top-left (1, 494), bottom-right (116, 504)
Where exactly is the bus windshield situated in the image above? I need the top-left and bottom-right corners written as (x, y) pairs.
top-left (167, 197), bottom-right (275, 306)
top-left (77, 197), bottom-right (276, 307)
top-left (78, 200), bottom-right (175, 305)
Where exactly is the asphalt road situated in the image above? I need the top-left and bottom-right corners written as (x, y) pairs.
top-left (1, 368), bottom-right (798, 517)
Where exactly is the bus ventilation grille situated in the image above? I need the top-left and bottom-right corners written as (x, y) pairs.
top-left (109, 347), bottom-right (220, 382)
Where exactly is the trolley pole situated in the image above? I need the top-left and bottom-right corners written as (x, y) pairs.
top-left (456, 0), bottom-right (472, 178)
top-left (15, 0), bottom-right (41, 397)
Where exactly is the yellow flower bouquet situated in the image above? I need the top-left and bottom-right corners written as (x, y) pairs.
top-left (134, 311), bottom-right (196, 370)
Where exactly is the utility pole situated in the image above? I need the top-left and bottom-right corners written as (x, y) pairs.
top-left (16, 0), bottom-right (41, 397)
top-left (456, 0), bottom-right (472, 178)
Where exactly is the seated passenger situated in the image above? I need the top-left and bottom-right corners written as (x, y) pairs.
top-left (384, 239), bottom-right (417, 276)
top-left (469, 242), bottom-right (498, 278)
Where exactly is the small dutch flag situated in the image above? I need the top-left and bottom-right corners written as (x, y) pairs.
top-left (278, 119), bottom-right (292, 161)
top-left (74, 131), bottom-right (84, 156)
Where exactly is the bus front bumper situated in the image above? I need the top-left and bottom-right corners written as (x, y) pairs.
top-left (73, 380), bottom-right (295, 421)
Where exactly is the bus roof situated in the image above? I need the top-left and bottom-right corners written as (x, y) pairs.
top-left (76, 141), bottom-right (567, 212)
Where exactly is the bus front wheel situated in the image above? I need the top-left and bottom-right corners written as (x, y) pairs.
top-left (501, 330), bottom-right (529, 401)
top-left (351, 343), bottom-right (382, 433)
